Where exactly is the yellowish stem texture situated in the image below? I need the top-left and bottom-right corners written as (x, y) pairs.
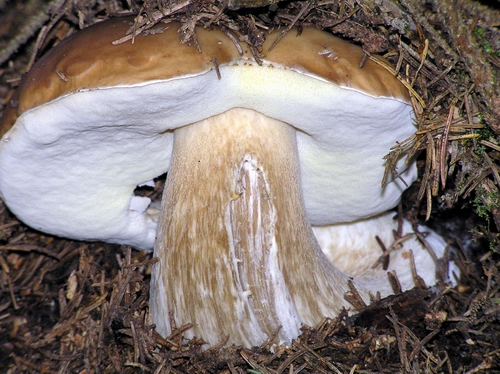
top-left (151, 108), bottom-right (360, 347)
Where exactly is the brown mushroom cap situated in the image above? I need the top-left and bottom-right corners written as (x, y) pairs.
top-left (1, 16), bottom-right (409, 137)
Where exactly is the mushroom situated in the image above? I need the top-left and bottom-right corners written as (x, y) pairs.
top-left (313, 212), bottom-right (454, 296)
top-left (0, 17), bottom-right (425, 348)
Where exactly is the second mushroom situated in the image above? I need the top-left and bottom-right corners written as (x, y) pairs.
top-left (0, 17), bottom-right (444, 348)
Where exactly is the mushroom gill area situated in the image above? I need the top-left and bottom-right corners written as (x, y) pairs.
top-left (149, 107), bottom-right (363, 348)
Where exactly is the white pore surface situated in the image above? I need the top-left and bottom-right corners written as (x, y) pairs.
top-left (313, 212), bottom-right (458, 297)
top-left (0, 65), bottom-right (416, 249)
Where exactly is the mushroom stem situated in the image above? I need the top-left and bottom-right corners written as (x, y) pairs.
top-left (151, 108), bottom-right (363, 347)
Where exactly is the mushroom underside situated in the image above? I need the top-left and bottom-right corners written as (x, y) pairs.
top-left (0, 65), bottom-right (416, 250)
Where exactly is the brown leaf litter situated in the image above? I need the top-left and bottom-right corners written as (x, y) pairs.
top-left (1, 0), bottom-right (500, 372)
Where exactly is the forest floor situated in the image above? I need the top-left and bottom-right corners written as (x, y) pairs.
top-left (0, 1), bottom-right (499, 372)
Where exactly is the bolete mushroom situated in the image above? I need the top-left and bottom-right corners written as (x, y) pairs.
top-left (0, 17), bottom-right (438, 348)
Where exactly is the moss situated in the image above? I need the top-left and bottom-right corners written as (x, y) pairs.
top-left (474, 126), bottom-right (496, 156)
top-left (474, 27), bottom-right (500, 57)
top-left (473, 185), bottom-right (500, 252)
top-left (473, 186), bottom-right (499, 221)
